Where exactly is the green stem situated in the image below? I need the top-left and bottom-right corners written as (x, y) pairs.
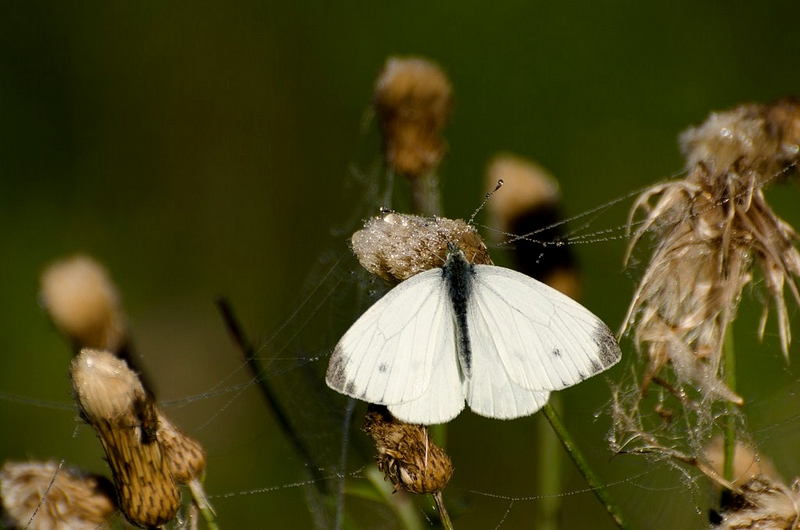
top-left (537, 394), bottom-right (564, 530)
top-left (541, 402), bottom-right (631, 530)
top-left (188, 478), bottom-right (218, 530)
top-left (723, 326), bottom-right (737, 483)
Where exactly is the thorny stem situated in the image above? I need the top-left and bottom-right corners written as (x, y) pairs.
top-left (723, 325), bottom-right (737, 484)
top-left (215, 298), bottom-right (329, 494)
top-left (432, 491), bottom-right (454, 530)
top-left (542, 402), bottom-right (631, 530)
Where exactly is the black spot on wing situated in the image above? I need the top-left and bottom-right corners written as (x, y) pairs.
top-left (378, 363), bottom-right (388, 373)
top-left (552, 348), bottom-right (561, 357)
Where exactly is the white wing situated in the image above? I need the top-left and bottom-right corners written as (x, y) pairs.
top-left (465, 265), bottom-right (620, 419)
top-left (326, 268), bottom-right (464, 424)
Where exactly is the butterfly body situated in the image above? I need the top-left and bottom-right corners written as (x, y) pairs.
top-left (327, 244), bottom-right (620, 425)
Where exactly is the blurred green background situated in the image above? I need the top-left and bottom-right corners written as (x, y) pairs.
top-left (2, 2), bottom-right (800, 528)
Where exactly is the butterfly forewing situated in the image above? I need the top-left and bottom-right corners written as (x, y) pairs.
top-left (468, 265), bottom-right (621, 392)
top-left (327, 269), bottom-right (456, 407)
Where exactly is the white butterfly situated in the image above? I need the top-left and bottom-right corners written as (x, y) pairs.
top-left (326, 243), bottom-right (621, 425)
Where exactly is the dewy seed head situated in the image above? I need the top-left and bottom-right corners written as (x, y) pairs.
top-left (351, 211), bottom-right (491, 284)
top-left (70, 348), bottom-right (145, 422)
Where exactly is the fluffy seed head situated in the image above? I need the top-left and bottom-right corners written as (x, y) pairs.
top-left (624, 100), bottom-right (800, 403)
top-left (0, 460), bottom-right (117, 530)
top-left (351, 211), bottom-right (491, 284)
top-left (71, 348), bottom-right (146, 422)
top-left (40, 255), bottom-right (126, 352)
top-left (363, 406), bottom-right (453, 494)
top-left (374, 56), bottom-right (452, 177)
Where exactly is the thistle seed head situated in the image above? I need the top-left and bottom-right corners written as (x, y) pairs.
top-left (0, 460), bottom-right (117, 530)
top-left (712, 475), bottom-right (800, 530)
top-left (624, 100), bottom-right (800, 403)
top-left (363, 405), bottom-right (453, 495)
top-left (70, 349), bottom-right (185, 527)
top-left (40, 255), bottom-right (126, 352)
top-left (374, 56), bottom-right (452, 178)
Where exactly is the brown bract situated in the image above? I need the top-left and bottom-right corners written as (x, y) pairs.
top-left (351, 211), bottom-right (491, 284)
top-left (374, 57), bottom-right (452, 178)
top-left (363, 406), bottom-right (453, 495)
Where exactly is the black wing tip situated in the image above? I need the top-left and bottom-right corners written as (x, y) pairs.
top-left (325, 349), bottom-right (350, 392)
top-left (593, 323), bottom-right (622, 369)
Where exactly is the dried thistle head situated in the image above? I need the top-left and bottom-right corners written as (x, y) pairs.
top-left (623, 100), bottom-right (800, 403)
top-left (70, 348), bottom-right (180, 527)
top-left (484, 153), bottom-right (580, 300)
top-left (374, 56), bottom-right (452, 178)
top-left (712, 475), bottom-right (800, 530)
top-left (363, 405), bottom-right (453, 494)
top-left (351, 211), bottom-right (491, 284)
top-left (40, 255), bottom-right (126, 353)
top-left (0, 460), bottom-right (117, 530)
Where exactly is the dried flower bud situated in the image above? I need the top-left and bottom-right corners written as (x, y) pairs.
top-left (70, 349), bottom-right (180, 527)
top-left (40, 255), bottom-right (126, 352)
top-left (712, 476), bottom-right (800, 529)
top-left (485, 154), bottom-right (580, 300)
top-left (0, 460), bottom-right (117, 530)
top-left (374, 57), bottom-right (452, 177)
top-left (351, 211), bottom-right (491, 284)
top-left (704, 436), bottom-right (780, 488)
top-left (158, 413), bottom-right (207, 484)
top-left (363, 405), bottom-right (453, 495)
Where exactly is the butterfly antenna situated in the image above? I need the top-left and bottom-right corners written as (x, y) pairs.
top-left (468, 179), bottom-right (504, 225)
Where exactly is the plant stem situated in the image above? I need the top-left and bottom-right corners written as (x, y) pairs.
top-left (723, 325), bottom-right (737, 483)
top-left (188, 478), bottom-right (218, 530)
top-left (215, 298), bottom-right (328, 493)
top-left (541, 402), bottom-right (631, 530)
top-left (537, 394), bottom-right (564, 530)
top-left (432, 492), bottom-right (454, 530)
